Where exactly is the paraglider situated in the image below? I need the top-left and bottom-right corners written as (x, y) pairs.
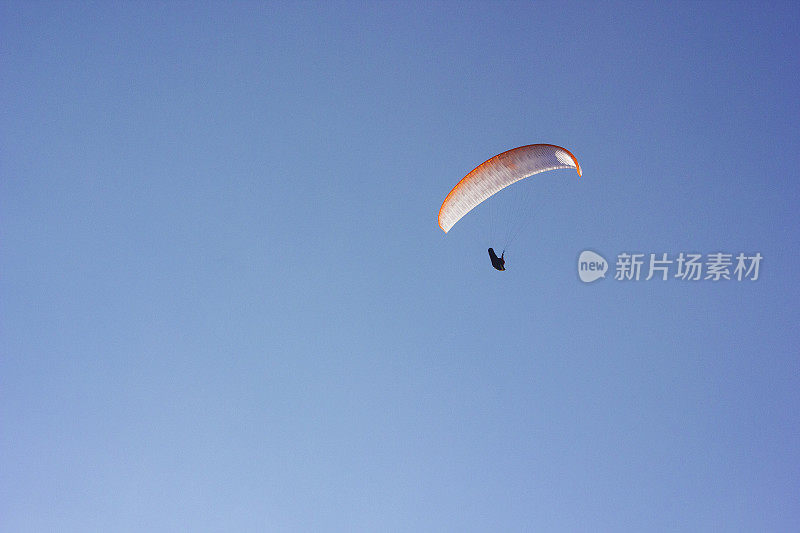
top-left (438, 144), bottom-right (581, 270)
top-left (488, 248), bottom-right (505, 271)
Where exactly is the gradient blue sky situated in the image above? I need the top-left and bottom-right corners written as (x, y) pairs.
top-left (2, 1), bottom-right (799, 531)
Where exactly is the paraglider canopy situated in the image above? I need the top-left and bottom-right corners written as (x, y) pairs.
top-left (438, 144), bottom-right (581, 233)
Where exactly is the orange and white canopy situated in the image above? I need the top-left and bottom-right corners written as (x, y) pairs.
top-left (438, 144), bottom-right (581, 233)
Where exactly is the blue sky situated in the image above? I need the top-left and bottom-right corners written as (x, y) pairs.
top-left (2, 1), bottom-right (799, 531)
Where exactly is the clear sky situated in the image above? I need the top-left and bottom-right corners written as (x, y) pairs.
top-left (2, 1), bottom-right (799, 531)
